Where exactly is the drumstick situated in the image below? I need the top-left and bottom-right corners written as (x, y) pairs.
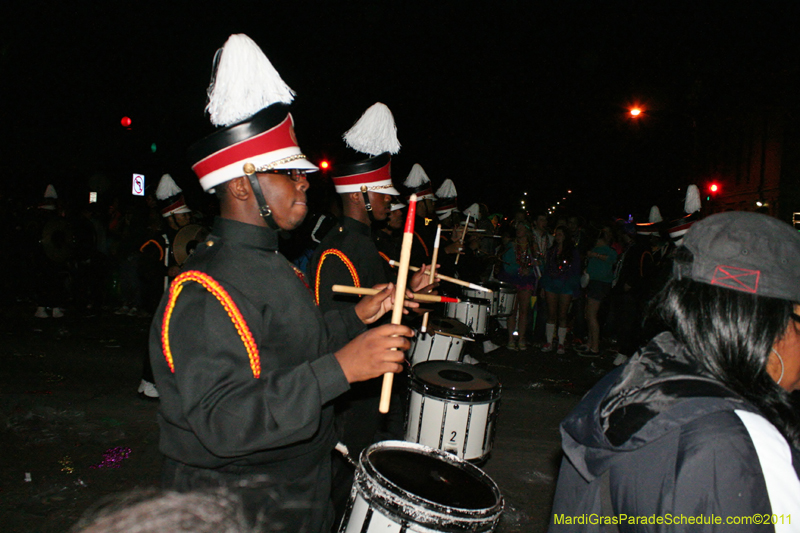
top-left (387, 260), bottom-right (493, 293)
top-left (332, 284), bottom-right (459, 304)
top-left (380, 194), bottom-right (417, 414)
top-left (420, 224), bottom-right (442, 334)
top-left (454, 213), bottom-right (470, 265)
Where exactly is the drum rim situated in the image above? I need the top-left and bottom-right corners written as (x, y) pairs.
top-left (356, 440), bottom-right (503, 526)
top-left (410, 361), bottom-right (501, 401)
top-left (448, 297), bottom-right (492, 307)
top-left (418, 316), bottom-right (472, 338)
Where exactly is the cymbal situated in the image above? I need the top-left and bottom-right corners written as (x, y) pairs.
top-left (41, 218), bottom-right (74, 263)
top-left (173, 224), bottom-right (208, 265)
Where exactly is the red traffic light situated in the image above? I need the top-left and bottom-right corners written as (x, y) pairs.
top-left (709, 183), bottom-right (719, 193)
top-left (319, 160), bottom-right (330, 170)
top-left (121, 116), bottom-right (132, 128)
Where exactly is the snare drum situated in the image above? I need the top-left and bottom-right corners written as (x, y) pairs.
top-left (408, 317), bottom-right (471, 366)
top-left (444, 298), bottom-right (489, 335)
top-left (486, 281), bottom-right (517, 316)
top-left (405, 361), bottom-right (501, 462)
top-left (339, 440), bottom-right (503, 533)
top-left (462, 287), bottom-right (492, 302)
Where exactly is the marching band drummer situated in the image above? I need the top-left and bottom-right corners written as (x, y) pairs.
top-left (149, 35), bottom-right (415, 533)
top-left (309, 103), bottom-right (431, 523)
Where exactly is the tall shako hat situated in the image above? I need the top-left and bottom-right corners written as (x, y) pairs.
top-left (331, 103), bottom-right (400, 196)
top-left (156, 174), bottom-right (191, 217)
top-left (676, 211), bottom-right (800, 303)
top-left (668, 184), bottom-right (702, 245)
top-left (187, 34), bottom-right (318, 195)
top-left (404, 164), bottom-right (435, 200)
top-left (435, 179), bottom-right (457, 220)
top-left (635, 205), bottom-right (663, 236)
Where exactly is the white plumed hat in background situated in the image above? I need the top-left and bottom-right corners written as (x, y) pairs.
top-left (404, 163), bottom-right (435, 200)
top-left (331, 102), bottom-right (400, 195)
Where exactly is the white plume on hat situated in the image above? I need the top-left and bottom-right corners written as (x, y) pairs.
top-left (684, 184), bottom-right (701, 214)
top-left (464, 203), bottom-right (481, 220)
top-left (343, 103), bottom-right (401, 157)
top-left (156, 174), bottom-right (182, 201)
top-left (205, 34), bottom-right (296, 127)
top-left (648, 205), bottom-right (663, 223)
top-left (44, 184), bottom-right (58, 199)
top-left (436, 179), bottom-right (457, 199)
top-left (404, 163), bottom-right (430, 188)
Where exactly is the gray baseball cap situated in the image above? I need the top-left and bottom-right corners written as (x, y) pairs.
top-left (675, 211), bottom-right (800, 302)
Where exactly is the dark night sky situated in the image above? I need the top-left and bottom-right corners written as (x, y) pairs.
top-left (2, 1), bottom-right (799, 220)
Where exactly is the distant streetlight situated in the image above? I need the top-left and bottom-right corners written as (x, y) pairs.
top-left (629, 107), bottom-right (642, 117)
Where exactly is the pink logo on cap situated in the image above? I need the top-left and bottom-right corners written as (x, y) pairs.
top-left (711, 265), bottom-right (760, 294)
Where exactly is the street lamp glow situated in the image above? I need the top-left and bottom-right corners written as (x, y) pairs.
top-left (630, 107), bottom-right (642, 117)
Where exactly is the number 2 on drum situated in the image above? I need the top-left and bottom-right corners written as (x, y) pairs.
top-left (450, 431), bottom-right (457, 443)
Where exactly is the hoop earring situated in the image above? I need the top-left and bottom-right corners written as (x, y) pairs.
top-left (772, 348), bottom-right (785, 385)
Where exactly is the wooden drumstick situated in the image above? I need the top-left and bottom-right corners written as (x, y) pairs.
top-left (332, 284), bottom-right (459, 304)
top-left (454, 213), bottom-right (470, 265)
top-left (386, 260), bottom-right (493, 293)
top-left (420, 224), bottom-right (442, 334)
top-left (379, 194), bottom-right (417, 414)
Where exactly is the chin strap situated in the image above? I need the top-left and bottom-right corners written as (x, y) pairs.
top-left (244, 163), bottom-right (280, 231)
top-left (360, 185), bottom-right (376, 223)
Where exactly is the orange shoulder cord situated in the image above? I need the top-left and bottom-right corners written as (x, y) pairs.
top-left (162, 271), bottom-right (260, 379)
top-left (140, 239), bottom-right (165, 261)
top-left (314, 249), bottom-right (360, 305)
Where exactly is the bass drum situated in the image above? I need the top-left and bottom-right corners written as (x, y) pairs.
top-left (405, 361), bottom-right (501, 462)
top-left (408, 317), bottom-right (471, 366)
top-left (339, 440), bottom-right (503, 533)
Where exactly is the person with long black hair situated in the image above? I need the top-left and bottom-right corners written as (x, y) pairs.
top-left (550, 212), bottom-right (800, 531)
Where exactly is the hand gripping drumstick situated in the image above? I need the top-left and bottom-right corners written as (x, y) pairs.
top-left (379, 194), bottom-right (417, 414)
top-left (331, 285), bottom-right (459, 304)
top-left (420, 224), bottom-right (442, 334)
top-left (386, 260), bottom-right (493, 293)
top-left (454, 213), bottom-right (470, 265)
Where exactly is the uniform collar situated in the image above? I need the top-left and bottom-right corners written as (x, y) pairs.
top-left (213, 216), bottom-right (280, 251)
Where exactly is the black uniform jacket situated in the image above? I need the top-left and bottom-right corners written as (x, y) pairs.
top-left (309, 216), bottom-right (390, 311)
top-left (150, 216), bottom-right (364, 473)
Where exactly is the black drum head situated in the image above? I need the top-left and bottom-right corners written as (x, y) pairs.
top-left (410, 361), bottom-right (500, 402)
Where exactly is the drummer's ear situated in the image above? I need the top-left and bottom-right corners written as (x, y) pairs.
top-left (228, 177), bottom-right (250, 201)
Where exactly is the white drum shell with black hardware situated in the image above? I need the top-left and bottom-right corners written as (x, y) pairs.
top-left (405, 361), bottom-right (501, 462)
top-left (486, 281), bottom-right (517, 317)
top-left (444, 298), bottom-right (489, 335)
top-left (408, 317), bottom-right (471, 366)
top-left (338, 440), bottom-right (503, 533)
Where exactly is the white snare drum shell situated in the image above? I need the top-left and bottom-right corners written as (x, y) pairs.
top-left (405, 362), bottom-right (501, 462)
top-left (444, 299), bottom-right (489, 335)
top-left (406, 393), bottom-right (498, 462)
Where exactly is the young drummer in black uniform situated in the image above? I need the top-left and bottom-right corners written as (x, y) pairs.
top-left (309, 103), bottom-right (431, 523)
top-left (149, 35), bottom-right (414, 533)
